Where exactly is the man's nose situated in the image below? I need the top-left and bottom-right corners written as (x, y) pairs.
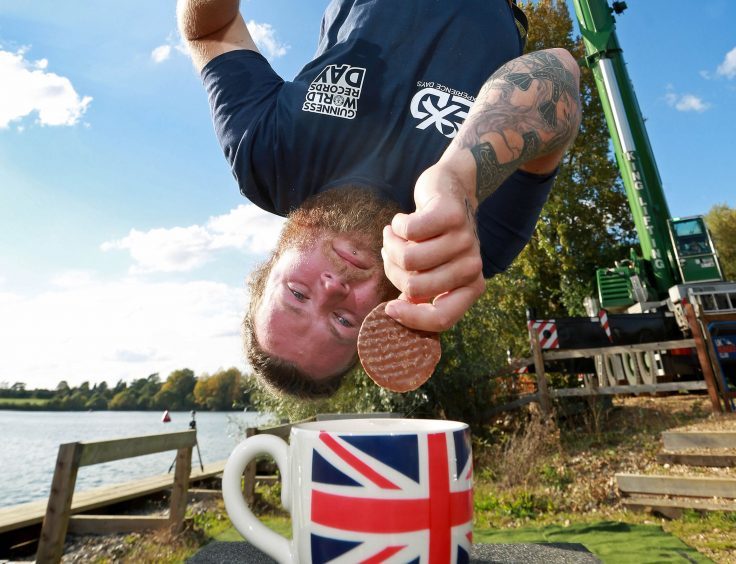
top-left (320, 272), bottom-right (349, 299)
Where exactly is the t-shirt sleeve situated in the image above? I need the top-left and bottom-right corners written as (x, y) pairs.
top-left (477, 168), bottom-right (558, 278)
top-left (201, 50), bottom-right (284, 213)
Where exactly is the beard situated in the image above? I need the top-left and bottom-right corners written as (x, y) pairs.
top-left (276, 185), bottom-right (402, 301)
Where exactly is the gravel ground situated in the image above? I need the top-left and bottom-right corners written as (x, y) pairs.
top-left (57, 499), bottom-right (216, 563)
top-left (674, 417), bottom-right (736, 432)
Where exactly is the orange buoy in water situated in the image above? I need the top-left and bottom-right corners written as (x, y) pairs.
top-left (162, 410), bottom-right (171, 423)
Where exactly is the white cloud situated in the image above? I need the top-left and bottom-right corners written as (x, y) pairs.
top-left (101, 204), bottom-right (285, 273)
top-left (207, 205), bottom-right (285, 253)
top-left (102, 225), bottom-right (214, 273)
top-left (716, 46), bottom-right (736, 79)
top-left (246, 20), bottom-right (289, 60)
top-left (0, 278), bottom-right (248, 389)
top-left (664, 91), bottom-right (710, 113)
top-left (51, 269), bottom-right (96, 288)
top-left (0, 48), bottom-right (92, 128)
top-left (157, 19), bottom-right (287, 64)
top-left (151, 44), bottom-right (172, 64)
top-left (111, 348), bottom-right (161, 363)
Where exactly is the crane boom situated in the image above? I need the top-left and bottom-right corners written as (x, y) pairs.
top-left (571, 0), bottom-right (676, 298)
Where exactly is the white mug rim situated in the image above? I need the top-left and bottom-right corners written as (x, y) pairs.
top-left (292, 418), bottom-right (468, 435)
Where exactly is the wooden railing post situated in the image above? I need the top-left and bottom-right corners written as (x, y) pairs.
top-left (528, 321), bottom-right (551, 417)
top-left (37, 442), bottom-right (83, 563)
top-left (242, 427), bottom-right (257, 505)
top-left (683, 300), bottom-right (724, 413)
top-left (169, 445), bottom-right (193, 533)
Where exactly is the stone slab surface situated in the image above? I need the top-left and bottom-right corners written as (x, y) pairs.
top-left (188, 541), bottom-right (600, 563)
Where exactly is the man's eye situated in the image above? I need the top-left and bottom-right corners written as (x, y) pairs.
top-left (290, 289), bottom-right (306, 301)
top-left (334, 313), bottom-right (353, 328)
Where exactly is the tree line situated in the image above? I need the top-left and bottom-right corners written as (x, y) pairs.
top-left (0, 367), bottom-right (253, 412)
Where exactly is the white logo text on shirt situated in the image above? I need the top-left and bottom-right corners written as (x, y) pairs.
top-left (410, 82), bottom-right (475, 138)
top-left (303, 64), bottom-right (366, 119)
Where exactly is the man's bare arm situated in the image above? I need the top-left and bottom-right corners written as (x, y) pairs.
top-left (443, 47), bottom-right (581, 208)
top-left (176, 0), bottom-right (259, 71)
top-left (382, 48), bottom-right (581, 332)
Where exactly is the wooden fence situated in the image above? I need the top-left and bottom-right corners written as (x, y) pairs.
top-left (496, 297), bottom-right (736, 417)
top-left (36, 430), bottom-right (197, 564)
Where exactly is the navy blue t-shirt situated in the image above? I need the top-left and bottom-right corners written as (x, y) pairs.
top-left (202, 0), bottom-right (556, 277)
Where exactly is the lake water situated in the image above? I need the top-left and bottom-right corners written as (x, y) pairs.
top-left (0, 410), bottom-right (275, 508)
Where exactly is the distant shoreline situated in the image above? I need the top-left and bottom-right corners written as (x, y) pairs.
top-left (0, 403), bottom-right (248, 412)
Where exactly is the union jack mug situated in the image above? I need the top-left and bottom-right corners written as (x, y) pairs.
top-left (222, 418), bottom-right (473, 563)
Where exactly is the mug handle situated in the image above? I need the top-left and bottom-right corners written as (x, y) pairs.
top-left (222, 434), bottom-right (293, 563)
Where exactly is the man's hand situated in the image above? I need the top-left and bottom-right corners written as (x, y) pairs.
top-left (381, 164), bottom-right (485, 332)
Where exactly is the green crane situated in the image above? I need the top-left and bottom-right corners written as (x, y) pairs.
top-left (570, 0), bottom-right (723, 310)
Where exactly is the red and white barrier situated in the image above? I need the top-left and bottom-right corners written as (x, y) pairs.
top-left (528, 320), bottom-right (559, 349)
top-left (598, 309), bottom-right (613, 342)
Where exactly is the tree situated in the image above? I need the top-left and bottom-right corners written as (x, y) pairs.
top-left (7, 382), bottom-right (28, 398)
top-left (155, 369), bottom-right (197, 410)
top-left (62, 392), bottom-right (87, 410)
top-left (127, 374), bottom-right (162, 409)
top-left (85, 394), bottom-right (108, 410)
top-left (194, 368), bottom-right (244, 411)
top-left (92, 381), bottom-right (110, 400)
top-left (56, 381), bottom-right (71, 396)
top-left (109, 389), bottom-right (138, 410)
top-left (706, 203), bottom-right (736, 281)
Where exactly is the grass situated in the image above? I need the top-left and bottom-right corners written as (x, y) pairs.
top-left (0, 397), bottom-right (49, 406)
top-left (215, 515), bottom-right (291, 542)
top-left (666, 511), bottom-right (736, 559)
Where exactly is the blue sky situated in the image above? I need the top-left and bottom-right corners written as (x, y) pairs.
top-left (1, 1), bottom-right (734, 390)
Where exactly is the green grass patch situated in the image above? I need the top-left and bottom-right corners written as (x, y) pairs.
top-left (0, 397), bottom-right (49, 406)
top-left (212, 482), bottom-right (292, 543)
top-left (474, 487), bottom-right (555, 521)
top-left (664, 510), bottom-right (736, 556)
top-left (474, 521), bottom-right (712, 563)
top-left (215, 515), bottom-right (291, 542)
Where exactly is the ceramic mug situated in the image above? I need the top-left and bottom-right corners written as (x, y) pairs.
top-left (222, 418), bottom-right (473, 563)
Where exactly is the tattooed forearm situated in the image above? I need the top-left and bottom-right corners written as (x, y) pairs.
top-left (456, 49), bottom-right (581, 204)
top-left (471, 131), bottom-right (541, 201)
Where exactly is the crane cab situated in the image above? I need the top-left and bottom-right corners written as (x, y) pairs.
top-left (668, 216), bottom-right (723, 284)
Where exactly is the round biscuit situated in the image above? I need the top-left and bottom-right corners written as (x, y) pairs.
top-left (357, 302), bottom-right (441, 392)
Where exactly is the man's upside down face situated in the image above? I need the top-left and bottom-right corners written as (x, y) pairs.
top-left (244, 187), bottom-right (400, 398)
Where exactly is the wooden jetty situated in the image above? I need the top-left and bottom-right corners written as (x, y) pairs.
top-left (0, 460), bottom-right (225, 535)
top-left (0, 430), bottom-right (226, 562)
